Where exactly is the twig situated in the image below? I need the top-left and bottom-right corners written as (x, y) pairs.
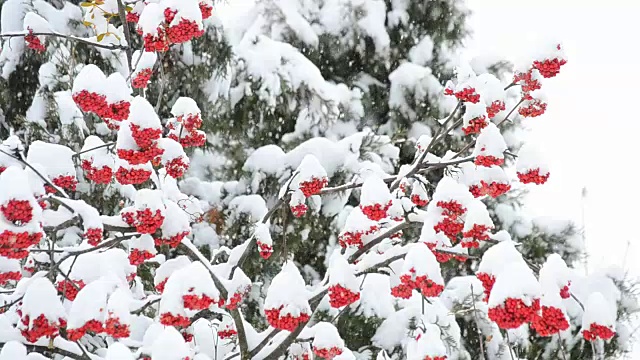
top-left (22, 343), bottom-right (87, 360)
top-left (116, 0), bottom-right (134, 72)
top-left (72, 142), bottom-right (115, 158)
top-left (0, 149), bottom-right (70, 198)
top-left (0, 31), bottom-right (127, 51)
top-left (349, 222), bottom-right (413, 262)
top-left (471, 285), bottom-right (486, 360)
top-left (155, 53), bottom-right (166, 113)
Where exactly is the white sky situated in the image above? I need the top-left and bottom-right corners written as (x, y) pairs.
top-left (465, 0), bottom-right (640, 278)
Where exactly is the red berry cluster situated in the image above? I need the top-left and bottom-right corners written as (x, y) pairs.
top-left (168, 131), bottom-right (206, 148)
top-left (394, 271), bottom-right (444, 299)
top-left (462, 117), bottom-right (488, 135)
top-left (82, 160), bottom-right (113, 184)
top-left (166, 18), bottom-right (205, 44)
top-left (475, 272), bottom-right (495, 302)
top-left (165, 157), bottom-right (189, 178)
top-left (160, 312), bottom-right (191, 328)
top-left (582, 323), bottom-right (615, 341)
top-left (313, 346), bottom-right (343, 359)
top-left (488, 297), bottom-right (540, 329)
top-left (0, 230), bottom-right (42, 255)
top-left (425, 357), bottom-right (447, 360)
top-left (115, 166), bottom-right (152, 185)
top-left (84, 227), bottom-right (103, 246)
top-left (264, 306), bottom-right (310, 331)
top-left (338, 231), bottom-right (364, 248)
top-left (257, 241), bottom-right (273, 259)
top-left (1, 199), bottom-right (33, 225)
top-left (338, 225), bottom-right (377, 248)
top-left (328, 284), bottom-right (360, 308)
top-left (20, 314), bottom-right (63, 343)
top-left (0, 271), bottom-right (21, 285)
top-left (56, 279), bottom-right (86, 301)
top-left (436, 200), bottom-right (466, 217)
top-left (222, 291), bottom-right (246, 311)
top-left (445, 87), bottom-right (480, 103)
top-left (290, 203), bottom-right (308, 218)
top-left (410, 194), bottom-right (428, 207)
top-left (559, 282), bottom-right (571, 299)
top-left (390, 281), bottom-right (413, 299)
top-left (50, 175), bottom-right (78, 193)
top-left (218, 327), bottom-right (237, 339)
top-left (461, 224), bottom-right (491, 248)
top-left (200, 2), bottom-right (213, 19)
top-left (513, 70), bottom-right (542, 93)
top-left (486, 100), bottom-right (506, 119)
top-left (132, 68), bottom-right (153, 89)
top-left (126, 12), bottom-right (140, 24)
top-left (533, 57), bottom-right (567, 78)
top-left (414, 275), bottom-right (444, 297)
top-left (470, 180), bottom-right (511, 198)
top-left (135, 208), bottom-right (165, 234)
top-left (530, 305), bottom-right (569, 336)
top-left (179, 114), bottom-right (203, 132)
top-left (67, 320), bottom-right (104, 341)
top-left (217, 326), bottom-right (238, 339)
top-left (517, 168), bottom-right (549, 185)
top-left (0, 247), bottom-right (28, 259)
top-left (131, 124), bottom-right (162, 149)
top-left (518, 97), bottom-right (547, 118)
top-left (72, 90), bottom-right (108, 114)
top-left (182, 294), bottom-right (215, 311)
top-left (117, 147), bottom-right (164, 166)
top-left (25, 28), bottom-right (45, 53)
top-left (0, 166), bottom-right (5, 174)
top-left (129, 248), bottom-right (155, 265)
top-left (474, 155), bottom-right (504, 167)
top-left (299, 177), bottom-right (329, 197)
top-left (360, 200), bottom-right (392, 221)
top-left (155, 278), bottom-right (168, 293)
top-left (433, 217), bottom-right (463, 243)
top-left (142, 31), bottom-right (170, 52)
top-left (105, 316), bottom-right (131, 338)
top-left (155, 231), bottom-right (189, 248)
top-left (105, 101), bottom-right (131, 121)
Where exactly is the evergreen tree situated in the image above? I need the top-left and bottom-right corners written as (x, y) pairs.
top-left (0, 0), bottom-right (635, 359)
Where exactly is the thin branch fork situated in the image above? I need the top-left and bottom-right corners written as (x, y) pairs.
top-left (0, 31), bottom-right (127, 51)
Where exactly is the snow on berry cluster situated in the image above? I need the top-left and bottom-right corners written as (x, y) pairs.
top-left (72, 65), bottom-right (132, 128)
top-left (166, 97), bottom-right (207, 149)
top-left (136, 0), bottom-right (207, 53)
top-left (131, 50), bottom-right (158, 89)
top-left (264, 261), bottom-right (312, 331)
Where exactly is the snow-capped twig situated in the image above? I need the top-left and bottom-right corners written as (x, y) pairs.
top-left (0, 31), bottom-right (127, 51)
top-left (116, 0), bottom-right (134, 72)
top-left (72, 142), bottom-right (115, 158)
top-left (0, 148), bottom-right (70, 198)
top-left (471, 284), bottom-right (487, 360)
top-left (349, 221), bottom-right (414, 262)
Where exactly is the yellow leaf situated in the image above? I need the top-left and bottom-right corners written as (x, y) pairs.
top-left (97, 33), bottom-right (105, 42)
top-left (125, 5), bottom-right (133, 12)
top-left (80, 2), bottom-right (93, 7)
top-left (82, 21), bottom-right (93, 27)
